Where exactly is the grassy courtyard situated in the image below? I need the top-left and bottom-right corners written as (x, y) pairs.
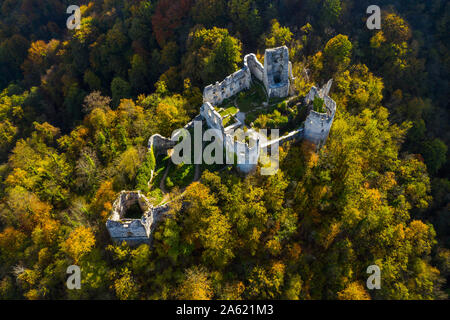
top-left (235, 81), bottom-right (267, 112)
top-left (216, 80), bottom-right (267, 114)
top-left (218, 106), bottom-right (238, 117)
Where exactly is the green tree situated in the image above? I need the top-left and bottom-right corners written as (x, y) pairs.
top-left (135, 148), bottom-right (156, 192)
top-left (264, 19), bottom-right (293, 48)
top-left (421, 138), bottom-right (447, 175)
top-left (321, 0), bottom-right (342, 27)
top-left (229, 0), bottom-right (262, 45)
top-left (111, 77), bottom-right (131, 106)
top-left (191, 0), bottom-right (227, 27)
top-left (183, 27), bottom-right (242, 85)
top-left (128, 54), bottom-right (150, 95)
top-left (323, 34), bottom-right (352, 74)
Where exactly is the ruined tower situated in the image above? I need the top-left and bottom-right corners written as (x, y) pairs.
top-left (263, 46), bottom-right (291, 98)
top-left (303, 79), bottom-right (336, 147)
top-left (106, 191), bottom-right (169, 246)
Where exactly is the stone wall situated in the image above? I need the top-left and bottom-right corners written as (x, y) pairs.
top-left (106, 191), bottom-right (169, 246)
top-left (263, 46), bottom-right (290, 98)
top-left (183, 114), bottom-right (203, 130)
top-left (202, 46), bottom-right (292, 108)
top-left (303, 80), bottom-right (336, 147)
top-left (198, 105), bottom-right (260, 174)
top-left (224, 133), bottom-right (260, 173)
top-left (200, 102), bottom-right (224, 131)
top-left (201, 46), bottom-right (292, 107)
top-left (261, 128), bottom-right (304, 149)
top-left (148, 134), bottom-right (178, 156)
top-left (203, 68), bottom-right (251, 106)
top-left (199, 46), bottom-right (297, 174)
top-left (244, 53), bottom-right (264, 82)
top-left (148, 114), bottom-right (203, 157)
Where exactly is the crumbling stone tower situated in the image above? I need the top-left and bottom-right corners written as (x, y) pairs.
top-left (304, 79), bottom-right (336, 147)
top-left (106, 191), bottom-right (169, 246)
top-left (263, 46), bottom-right (291, 98)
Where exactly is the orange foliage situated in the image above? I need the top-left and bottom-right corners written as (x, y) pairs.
top-left (301, 140), bottom-right (318, 168)
top-left (287, 243), bottom-right (302, 261)
top-left (92, 180), bottom-right (116, 220)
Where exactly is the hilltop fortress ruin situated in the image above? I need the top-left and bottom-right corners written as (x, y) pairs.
top-left (199, 45), bottom-right (335, 173)
top-left (203, 46), bottom-right (293, 106)
top-left (106, 46), bottom-right (337, 245)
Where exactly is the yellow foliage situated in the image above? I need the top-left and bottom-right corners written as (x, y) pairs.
top-left (177, 266), bottom-right (213, 300)
top-left (370, 31), bottom-right (386, 48)
top-left (32, 217), bottom-right (60, 246)
top-left (5, 168), bottom-right (33, 189)
top-left (113, 269), bottom-right (139, 300)
top-left (406, 220), bottom-right (434, 255)
top-left (378, 171), bottom-right (397, 192)
top-left (87, 108), bottom-right (108, 129)
top-left (24, 289), bottom-right (40, 300)
top-left (221, 281), bottom-right (245, 300)
top-left (266, 239), bottom-right (282, 256)
top-left (0, 227), bottom-right (26, 261)
top-left (62, 226), bottom-right (95, 263)
top-left (117, 146), bottom-right (140, 181)
top-left (92, 180), bottom-right (116, 219)
top-left (337, 282), bottom-right (371, 300)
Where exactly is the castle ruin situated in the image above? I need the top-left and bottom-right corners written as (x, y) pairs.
top-left (263, 46), bottom-right (292, 98)
top-left (106, 46), bottom-right (337, 245)
top-left (304, 79), bottom-right (336, 147)
top-left (106, 191), bottom-right (169, 245)
top-left (200, 45), bottom-right (336, 173)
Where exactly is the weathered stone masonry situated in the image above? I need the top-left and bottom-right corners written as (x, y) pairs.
top-left (263, 46), bottom-right (291, 98)
top-left (202, 46), bottom-right (294, 107)
top-left (106, 46), bottom-right (337, 245)
top-left (106, 191), bottom-right (169, 245)
top-left (199, 46), bottom-right (335, 173)
top-left (303, 79), bottom-right (336, 147)
top-left (200, 46), bottom-right (297, 174)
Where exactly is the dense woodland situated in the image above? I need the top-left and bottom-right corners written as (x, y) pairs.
top-left (0, 0), bottom-right (448, 300)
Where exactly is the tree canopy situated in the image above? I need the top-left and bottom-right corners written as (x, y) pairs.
top-left (0, 0), bottom-right (448, 300)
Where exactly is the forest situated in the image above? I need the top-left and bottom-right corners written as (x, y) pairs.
top-left (0, 0), bottom-right (448, 300)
